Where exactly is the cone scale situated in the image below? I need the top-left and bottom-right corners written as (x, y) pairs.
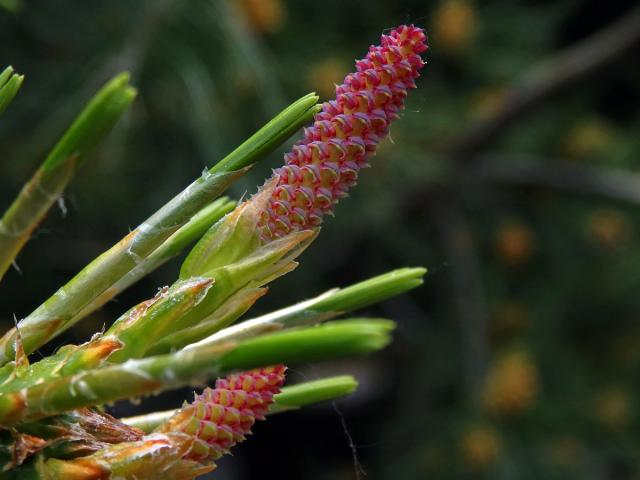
top-left (259, 25), bottom-right (428, 240)
top-left (156, 365), bottom-right (286, 464)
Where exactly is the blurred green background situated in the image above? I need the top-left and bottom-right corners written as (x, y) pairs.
top-left (1, 0), bottom-right (640, 478)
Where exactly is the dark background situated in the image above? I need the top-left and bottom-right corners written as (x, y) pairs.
top-left (1, 0), bottom-right (640, 478)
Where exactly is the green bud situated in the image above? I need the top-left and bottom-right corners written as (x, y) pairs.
top-left (0, 66), bottom-right (24, 117)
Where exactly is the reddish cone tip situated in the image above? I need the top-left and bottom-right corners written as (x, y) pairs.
top-left (158, 365), bottom-right (286, 464)
top-left (258, 25), bottom-right (428, 241)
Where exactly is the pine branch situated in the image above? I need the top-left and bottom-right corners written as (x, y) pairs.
top-left (0, 93), bottom-right (320, 365)
top-left (72, 196), bottom-right (236, 322)
top-left (448, 4), bottom-right (640, 162)
top-left (0, 73), bottom-right (135, 281)
top-left (182, 267), bottom-right (426, 350)
top-left (0, 319), bottom-right (392, 425)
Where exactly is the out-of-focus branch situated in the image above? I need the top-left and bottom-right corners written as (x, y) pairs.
top-left (471, 155), bottom-right (640, 205)
top-left (431, 201), bottom-right (487, 396)
top-left (448, 4), bottom-right (640, 162)
top-left (400, 5), bottom-right (640, 208)
top-left (394, 4), bottom-right (640, 406)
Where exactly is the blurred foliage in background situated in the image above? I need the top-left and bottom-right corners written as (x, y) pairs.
top-left (1, 0), bottom-right (640, 479)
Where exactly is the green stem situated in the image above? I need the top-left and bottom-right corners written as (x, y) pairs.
top-left (0, 220), bottom-right (310, 391)
top-left (0, 319), bottom-right (391, 425)
top-left (0, 73), bottom-right (135, 282)
top-left (271, 375), bottom-right (358, 411)
top-left (182, 267), bottom-right (426, 349)
top-left (209, 92), bottom-right (320, 174)
top-left (0, 267), bottom-right (422, 392)
top-left (0, 168), bottom-right (241, 365)
top-left (71, 197), bottom-right (236, 322)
